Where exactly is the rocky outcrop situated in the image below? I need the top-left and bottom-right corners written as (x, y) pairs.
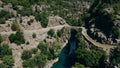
top-left (47, 16), bottom-right (66, 27)
top-left (113, 20), bottom-right (120, 27)
top-left (3, 3), bottom-right (17, 16)
top-left (89, 26), bottom-right (119, 45)
top-left (32, 4), bottom-right (47, 12)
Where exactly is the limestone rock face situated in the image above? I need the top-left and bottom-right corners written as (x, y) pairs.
top-left (113, 20), bottom-right (120, 27)
top-left (88, 12), bottom-right (120, 45)
top-left (89, 26), bottom-right (119, 45)
top-left (97, 32), bottom-right (107, 41)
top-left (32, 4), bottom-right (46, 12)
top-left (0, 3), bottom-right (17, 16)
top-left (47, 16), bottom-right (66, 27)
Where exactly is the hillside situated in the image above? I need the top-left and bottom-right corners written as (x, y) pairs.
top-left (0, 0), bottom-right (120, 68)
top-left (85, 0), bottom-right (120, 45)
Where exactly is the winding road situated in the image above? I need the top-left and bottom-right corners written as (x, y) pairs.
top-left (81, 27), bottom-right (116, 49)
top-left (44, 26), bottom-right (117, 68)
top-left (0, 24), bottom-right (117, 68)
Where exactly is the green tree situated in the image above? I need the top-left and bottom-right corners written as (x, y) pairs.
top-left (74, 28), bottom-right (106, 68)
top-left (22, 50), bottom-right (32, 60)
top-left (37, 41), bottom-right (48, 54)
top-left (112, 26), bottom-right (120, 38)
top-left (0, 18), bottom-right (6, 24)
top-left (9, 33), bottom-right (16, 43)
top-left (35, 12), bottom-right (48, 28)
top-left (47, 29), bottom-right (55, 37)
top-left (0, 44), bottom-right (12, 58)
top-left (11, 21), bottom-right (20, 31)
top-left (49, 42), bottom-right (61, 58)
top-left (18, 7), bottom-right (33, 16)
top-left (34, 54), bottom-right (47, 68)
top-left (57, 30), bottom-right (62, 37)
top-left (72, 63), bottom-right (85, 68)
top-left (0, 63), bottom-right (8, 68)
top-left (0, 10), bottom-right (14, 24)
top-left (23, 53), bottom-right (47, 68)
top-left (110, 47), bottom-right (120, 65)
top-left (76, 44), bottom-right (105, 67)
top-left (32, 33), bottom-right (36, 38)
top-left (31, 48), bottom-right (38, 54)
top-left (23, 58), bottom-right (35, 68)
top-left (9, 31), bottom-right (25, 45)
top-left (2, 56), bottom-right (14, 68)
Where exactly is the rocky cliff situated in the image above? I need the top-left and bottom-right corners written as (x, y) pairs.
top-left (86, 0), bottom-right (120, 45)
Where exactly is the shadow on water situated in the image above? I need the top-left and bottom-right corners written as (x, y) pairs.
top-left (52, 29), bottom-right (77, 68)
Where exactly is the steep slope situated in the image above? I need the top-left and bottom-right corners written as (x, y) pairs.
top-left (85, 0), bottom-right (120, 45)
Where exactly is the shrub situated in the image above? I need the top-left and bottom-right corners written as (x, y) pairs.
top-left (0, 18), bottom-right (6, 24)
top-left (27, 19), bottom-right (34, 25)
top-left (0, 44), bottom-right (13, 68)
top-left (112, 26), bottom-right (120, 38)
top-left (0, 10), bottom-right (14, 24)
top-left (23, 54), bottom-right (47, 68)
top-left (32, 33), bottom-right (36, 38)
top-left (110, 47), bottom-right (120, 65)
top-left (49, 42), bottom-right (61, 58)
top-left (0, 10), bottom-right (13, 18)
top-left (26, 41), bottom-right (30, 45)
top-left (18, 7), bottom-right (33, 16)
top-left (31, 48), bottom-right (38, 54)
top-left (0, 63), bottom-right (8, 68)
top-left (0, 44), bottom-right (12, 58)
top-left (47, 29), bottom-right (55, 37)
top-left (2, 55), bottom-right (14, 68)
top-left (9, 31), bottom-right (25, 45)
top-left (23, 58), bottom-right (35, 68)
top-left (22, 50), bottom-right (32, 60)
top-left (11, 21), bottom-right (20, 31)
top-left (37, 41), bottom-right (48, 54)
top-left (35, 12), bottom-right (48, 28)
top-left (34, 54), bottom-right (47, 67)
top-left (57, 30), bottom-right (62, 37)
top-left (72, 63), bottom-right (85, 68)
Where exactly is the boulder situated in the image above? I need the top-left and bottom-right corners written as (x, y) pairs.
top-left (97, 32), bottom-right (107, 43)
top-left (113, 20), bottom-right (120, 26)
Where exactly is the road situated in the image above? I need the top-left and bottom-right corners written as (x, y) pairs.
top-left (0, 24), bottom-right (69, 68)
top-left (0, 24), bottom-right (69, 35)
top-left (45, 26), bottom-right (117, 68)
top-left (81, 27), bottom-right (117, 62)
top-left (0, 25), bottom-right (117, 68)
top-left (81, 27), bottom-right (116, 49)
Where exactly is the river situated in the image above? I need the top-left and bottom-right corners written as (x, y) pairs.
top-left (52, 29), bottom-right (77, 68)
